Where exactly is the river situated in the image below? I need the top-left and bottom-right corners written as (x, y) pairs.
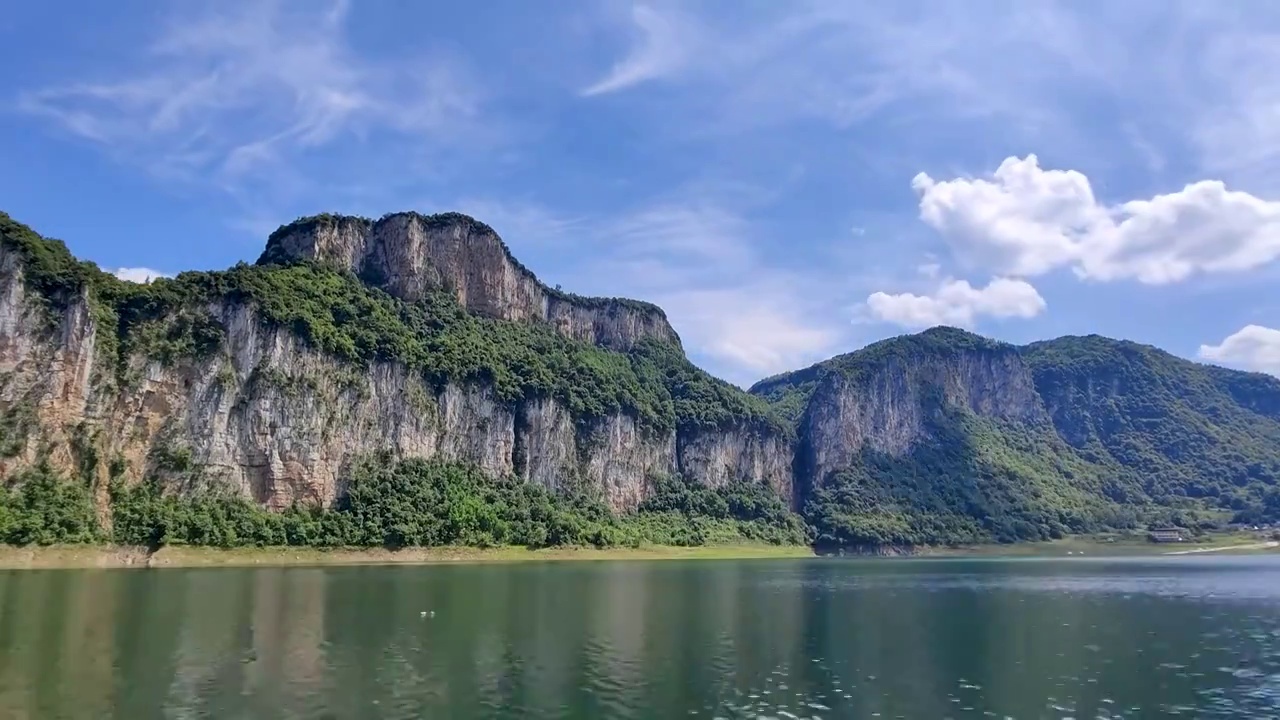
top-left (1, 555), bottom-right (1278, 718)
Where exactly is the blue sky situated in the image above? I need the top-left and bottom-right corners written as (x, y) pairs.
top-left (3, 0), bottom-right (1280, 386)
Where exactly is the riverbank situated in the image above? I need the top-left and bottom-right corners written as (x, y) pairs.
top-left (0, 543), bottom-right (816, 570)
top-left (921, 532), bottom-right (1280, 558)
top-left (2, 532), bottom-right (1275, 569)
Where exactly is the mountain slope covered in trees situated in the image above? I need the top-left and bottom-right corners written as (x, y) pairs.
top-left (751, 328), bottom-right (1280, 547)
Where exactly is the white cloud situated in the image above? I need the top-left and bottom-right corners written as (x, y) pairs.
top-left (19, 0), bottom-right (480, 186)
top-left (112, 267), bottom-right (172, 284)
top-left (582, 4), bottom-right (693, 96)
top-left (1199, 325), bottom-right (1280, 377)
top-left (916, 261), bottom-right (941, 279)
top-left (865, 277), bottom-right (1045, 329)
top-left (914, 154), bottom-right (1280, 285)
top-left (655, 284), bottom-right (841, 380)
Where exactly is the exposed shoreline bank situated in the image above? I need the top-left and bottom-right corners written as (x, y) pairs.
top-left (816, 532), bottom-right (1280, 559)
top-left (1, 533), bottom-right (1275, 570)
top-left (0, 543), bottom-right (816, 570)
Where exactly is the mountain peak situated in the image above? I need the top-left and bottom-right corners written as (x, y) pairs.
top-left (257, 210), bottom-right (680, 352)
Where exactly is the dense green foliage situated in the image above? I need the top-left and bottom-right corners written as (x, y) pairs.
top-left (635, 472), bottom-right (810, 545)
top-left (758, 328), bottom-right (1280, 548)
top-left (1023, 335), bottom-right (1280, 524)
top-left (0, 464), bottom-right (100, 545)
top-left (0, 212), bottom-right (784, 437)
top-left (803, 410), bottom-right (1127, 548)
top-left (0, 211), bottom-right (797, 551)
top-left (0, 457), bottom-right (809, 550)
top-left (630, 340), bottom-right (785, 435)
top-left (109, 457), bottom-right (618, 549)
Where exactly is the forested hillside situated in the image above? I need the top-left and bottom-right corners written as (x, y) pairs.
top-left (753, 328), bottom-right (1280, 548)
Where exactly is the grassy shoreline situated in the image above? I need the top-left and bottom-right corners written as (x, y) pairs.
top-left (0, 543), bottom-right (816, 570)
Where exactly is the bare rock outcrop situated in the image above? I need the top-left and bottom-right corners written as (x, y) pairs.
top-left (260, 212), bottom-right (681, 352)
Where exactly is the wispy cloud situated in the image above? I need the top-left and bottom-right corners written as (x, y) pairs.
top-left (655, 282), bottom-right (841, 378)
top-left (455, 199), bottom-right (591, 250)
top-left (19, 0), bottom-right (482, 194)
top-left (590, 196), bottom-right (849, 382)
top-left (581, 4), bottom-right (694, 96)
top-left (1170, 8), bottom-right (1280, 189)
top-left (578, 1), bottom-right (1280, 189)
top-left (576, 1), bottom-right (1103, 137)
top-left (603, 202), bottom-right (755, 269)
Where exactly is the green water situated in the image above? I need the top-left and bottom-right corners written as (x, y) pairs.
top-left (1, 556), bottom-right (1279, 718)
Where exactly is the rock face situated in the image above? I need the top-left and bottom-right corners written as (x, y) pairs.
top-left (678, 423), bottom-right (795, 503)
top-left (0, 214), bottom-right (791, 514)
top-left (261, 212), bottom-right (681, 352)
top-left (798, 341), bottom-right (1045, 486)
top-left (751, 328), bottom-right (1052, 502)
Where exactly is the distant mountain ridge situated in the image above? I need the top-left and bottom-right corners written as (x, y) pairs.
top-left (751, 327), bottom-right (1280, 546)
top-left (1, 209), bottom-right (1277, 550)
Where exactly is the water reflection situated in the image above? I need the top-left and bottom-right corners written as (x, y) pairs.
top-left (0, 556), bottom-right (1276, 718)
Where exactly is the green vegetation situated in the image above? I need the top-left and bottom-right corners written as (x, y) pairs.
top-left (758, 328), bottom-right (1280, 549)
top-left (0, 464), bottom-right (99, 546)
top-left (0, 393), bottom-right (38, 458)
top-left (803, 411), bottom-right (1124, 548)
top-left (0, 456), bottom-right (806, 550)
top-left (0, 211), bottom-right (798, 552)
top-left (630, 339), bottom-right (785, 435)
top-left (1022, 335), bottom-right (1280, 524)
top-left (633, 471), bottom-right (809, 546)
top-left (0, 212), bottom-right (225, 380)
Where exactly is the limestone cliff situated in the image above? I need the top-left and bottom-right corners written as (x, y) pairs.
top-left (798, 334), bottom-right (1045, 489)
top-left (756, 327), bottom-right (1049, 499)
top-left (0, 212), bottom-right (791, 515)
top-left (259, 212), bottom-right (680, 352)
